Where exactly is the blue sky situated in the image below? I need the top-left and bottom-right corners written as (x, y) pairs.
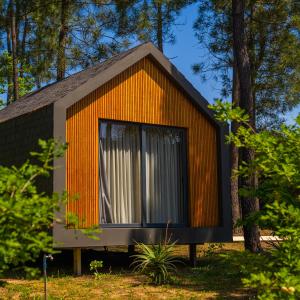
top-left (164, 3), bottom-right (224, 103)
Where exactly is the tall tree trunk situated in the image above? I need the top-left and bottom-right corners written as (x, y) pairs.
top-left (57, 0), bottom-right (69, 81)
top-left (231, 60), bottom-right (241, 234)
top-left (156, 1), bottom-right (163, 52)
top-left (6, 25), bottom-right (12, 104)
top-left (232, 0), bottom-right (261, 252)
top-left (10, 0), bottom-right (19, 102)
top-left (20, 15), bottom-right (28, 78)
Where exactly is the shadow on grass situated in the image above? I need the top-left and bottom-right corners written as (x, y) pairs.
top-left (168, 250), bottom-right (255, 299)
top-left (0, 280), bottom-right (7, 287)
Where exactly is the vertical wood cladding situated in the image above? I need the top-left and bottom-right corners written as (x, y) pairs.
top-left (66, 57), bottom-right (219, 228)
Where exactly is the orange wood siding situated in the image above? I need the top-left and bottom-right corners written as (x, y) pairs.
top-left (66, 57), bottom-right (219, 228)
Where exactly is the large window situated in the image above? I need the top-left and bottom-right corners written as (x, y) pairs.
top-left (99, 121), bottom-right (187, 226)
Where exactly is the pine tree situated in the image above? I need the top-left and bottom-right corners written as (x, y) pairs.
top-left (194, 0), bottom-right (300, 128)
top-left (118, 0), bottom-right (196, 53)
top-left (0, 0), bottom-right (133, 102)
top-left (0, 0), bottom-right (35, 104)
top-left (57, 0), bottom-right (71, 80)
top-left (10, 0), bottom-right (18, 101)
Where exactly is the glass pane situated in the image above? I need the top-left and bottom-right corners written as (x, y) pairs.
top-left (145, 127), bottom-right (185, 224)
top-left (99, 122), bottom-right (141, 224)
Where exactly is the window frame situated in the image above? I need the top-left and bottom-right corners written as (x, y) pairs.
top-left (99, 119), bottom-right (189, 228)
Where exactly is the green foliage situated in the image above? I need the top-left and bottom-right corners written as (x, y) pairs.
top-left (0, 52), bottom-right (34, 104)
top-left (118, 0), bottom-right (196, 49)
top-left (0, 0), bottom-right (132, 102)
top-left (0, 139), bottom-right (67, 277)
top-left (211, 101), bottom-right (300, 299)
top-left (90, 260), bottom-right (104, 279)
top-left (131, 238), bottom-right (180, 285)
top-left (209, 99), bottom-right (249, 124)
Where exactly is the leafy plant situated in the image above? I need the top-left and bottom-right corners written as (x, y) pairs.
top-left (0, 139), bottom-right (67, 277)
top-left (211, 100), bottom-right (300, 299)
top-left (131, 235), bottom-right (180, 285)
top-left (90, 260), bottom-right (104, 279)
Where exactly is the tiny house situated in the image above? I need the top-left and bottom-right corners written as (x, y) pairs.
top-left (0, 43), bottom-right (231, 273)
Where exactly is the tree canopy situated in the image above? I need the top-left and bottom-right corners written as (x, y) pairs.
top-left (194, 0), bottom-right (300, 128)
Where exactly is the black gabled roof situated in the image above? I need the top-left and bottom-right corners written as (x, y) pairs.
top-left (0, 42), bottom-right (215, 125)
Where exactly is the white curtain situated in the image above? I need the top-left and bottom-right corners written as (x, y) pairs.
top-left (145, 127), bottom-right (184, 224)
top-left (99, 123), bottom-right (141, 224)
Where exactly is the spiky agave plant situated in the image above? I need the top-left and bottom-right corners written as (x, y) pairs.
top-left (131, 236), bottom-right (180, 285)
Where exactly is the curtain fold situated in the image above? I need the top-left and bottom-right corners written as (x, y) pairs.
top-left (99, 123), bottom-right (141, 224)
top-left (99, 140), bottom-right (113, 224)
top-left (145, 127), bottom-right (184, 224)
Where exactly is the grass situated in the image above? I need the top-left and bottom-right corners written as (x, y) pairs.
top-left (0, 243), bottom-right (256, 300)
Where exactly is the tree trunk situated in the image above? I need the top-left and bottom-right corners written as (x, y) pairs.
top-left (156, 1), bottom-right (163, 52)
top-left (231, 60), bottom-right (241, 234)
top-left (232, 0), bottom-right (261, 252)
top-left (10, 0), bottom-right (19, 102)
top-left (20, 15), bottom-right (28, 78)
top-left (6, 25), bottom-right (12, 104)
top-left (57, 0), bottom-right (69, 81)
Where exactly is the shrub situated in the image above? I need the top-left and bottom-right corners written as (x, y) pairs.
top-left (0, 139), bottom-right (102, 277)
top-left (0, 139), bottom-right (67, 277)
top-left (211, 100), bottom-right (300, 299)
top-left (131, 238), bottom-right (180, 285)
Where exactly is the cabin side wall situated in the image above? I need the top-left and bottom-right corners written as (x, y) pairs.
top-left (0, 105), bottom-right (54, 194)
top-left (66, 57), bottom-right (220, 228)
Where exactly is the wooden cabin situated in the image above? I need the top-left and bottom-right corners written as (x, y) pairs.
top-left (0, 43), bottom-right (231, 273)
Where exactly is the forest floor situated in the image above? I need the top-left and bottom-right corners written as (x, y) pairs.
top-left (0, 243), bottom-right (259, 300)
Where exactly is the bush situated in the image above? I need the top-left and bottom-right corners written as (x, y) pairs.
top-left (211, 100), bottom-right (300, 299)
top-left (0, 139), bottom-right (67, 277)
top-left (131, 238), bottom-right (180, 285)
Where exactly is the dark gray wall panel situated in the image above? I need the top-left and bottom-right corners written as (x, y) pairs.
top-left (0, 105), bottom-right (54, 194)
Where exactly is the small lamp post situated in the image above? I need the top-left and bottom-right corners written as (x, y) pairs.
top-left (43, 254), bottom-right (53, 300)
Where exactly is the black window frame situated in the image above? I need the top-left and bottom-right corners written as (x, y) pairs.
top-left (99, 119), bottom-right (189, 228)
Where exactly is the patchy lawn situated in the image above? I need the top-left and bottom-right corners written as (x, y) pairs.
top-left (0, 243), bottom-right (256, 299)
